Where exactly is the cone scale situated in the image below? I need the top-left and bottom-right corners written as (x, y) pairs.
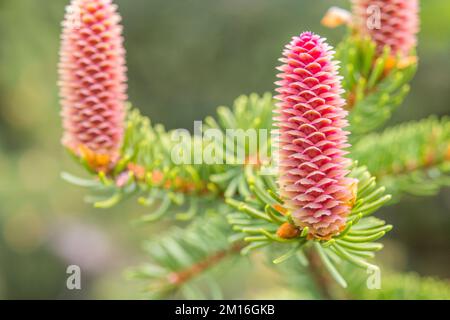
top-left (274, 32), bottom-right (356, 239)
top-left (59, 0), bottom-right (127, 171)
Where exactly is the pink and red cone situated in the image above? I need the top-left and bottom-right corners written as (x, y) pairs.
top-left (59, 0), bottom-right (127, 171)
top-left (275, 32), bottom-right (356, 239)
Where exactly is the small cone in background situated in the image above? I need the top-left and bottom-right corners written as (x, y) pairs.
top-left (351, 0), bottom-right (420, 56)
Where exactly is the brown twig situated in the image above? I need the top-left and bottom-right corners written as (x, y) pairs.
top-left (166, 242), bottom-right (244, 286)
top-left (117, 162), bottom-right (213, 195)
top-left (305, 246), bottom-right (354, 299)
top-left (305, 247), bottom-right (335, 300)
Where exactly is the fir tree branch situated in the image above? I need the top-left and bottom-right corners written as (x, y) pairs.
top-left (351, 116), bottom-right (450, 199)
top-left (166, 242), bottom-right (244, 287)
top-left (336, 35), bottom-right (417, 138)
top-left (63, 94), bottom-right (274, 220)
top-left (129, 215), bottom-right (242, 299)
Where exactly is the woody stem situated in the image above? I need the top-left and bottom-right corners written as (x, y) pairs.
top-left (166, 242), bottom-right (244, 287)
top-left (305, 246), bottom-right (335, 300)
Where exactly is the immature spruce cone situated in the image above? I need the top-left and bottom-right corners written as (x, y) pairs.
top-left (59, 0), bottom-right (127, 171)
top-left (352, 0), bottom-right (419, 56)
top-left (274, 32), bottom-right (356, 239)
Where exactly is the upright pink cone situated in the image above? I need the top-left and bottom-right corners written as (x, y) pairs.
top-left (59, 0), bottom-right (127, 171)
top-left (274, 32), bottom-right (356, 239)
top-left (352, 0), bottom-right (419, 56)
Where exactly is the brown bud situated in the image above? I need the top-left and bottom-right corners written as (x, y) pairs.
top-left (277, 222), bottom-right (300, 239)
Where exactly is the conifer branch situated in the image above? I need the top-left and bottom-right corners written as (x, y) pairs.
top-left (128, 215), bottom-right (239, 299)
top-left (166, 242), bottom-right (243, 287)
top-left (351, 117), bottom-right (450, 199)
top-left (56, 0), bottom-right (449, 300)
top-left (336, 35), bottom-right (417, 138)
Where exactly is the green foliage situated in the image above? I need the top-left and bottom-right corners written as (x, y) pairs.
top-left (336, 35), bottom-right (417, 139)
top-left (351, 116), bottom-right (450, 199)
top-left (205, 92), bottom-right (274, 161)
top-left (119, 106), bottom-right (218, 196)
top-left (127, 214), bottom-right (237, 299)
top-left (206, 93), bottom-right (274, 198)
top-left (346, 272), bottom-right (450, 300)
top-left (275, 265), bottom-right (450, 300)
top-left (206, 93), bottom-right (274, 139)
top-left (63, 93), bottom-right (275, 221)
top-left (62, 106), bottom-right (220, 222)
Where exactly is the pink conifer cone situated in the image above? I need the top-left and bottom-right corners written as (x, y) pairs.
top-left (59, 0), bottom-right (127, 171)
top-left (274, 32), bottom-right (356, 239)
top-left (352, 0), bottom-right (419, 56)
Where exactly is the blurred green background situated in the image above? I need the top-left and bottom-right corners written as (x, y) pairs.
top-left (0, 0), bottom-right (448, 299)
